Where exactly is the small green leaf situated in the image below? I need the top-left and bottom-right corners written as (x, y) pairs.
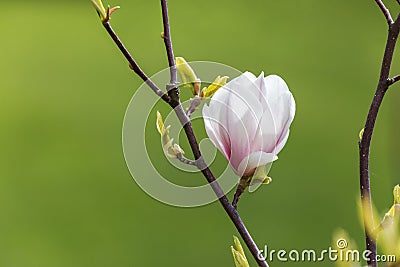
top-left (359, 128), bottom-right (364, 141)
top-left (201, 76), bottom-right (228, 98)
top-left (156, 111), bottom-right (165, 135)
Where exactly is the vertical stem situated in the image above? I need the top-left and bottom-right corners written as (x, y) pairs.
top-left (161, 0), bottom-right (178, 86)
top-left (359, 14), bottom-right (400, 267)
top-left (232, 177), bottom-right (249, 209)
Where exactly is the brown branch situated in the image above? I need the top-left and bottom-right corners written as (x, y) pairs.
top-left (160, 0), bottom-right (177, 87)
top-left (388, 74), bottom-right (400, 85)
top-left (359, 11), bottom-right (400, 267)
top-left (232, 177), bottom-right (249, 209)
top-left (102, 22), bottom-right (170, 103)
top-left (375, 0), bottom-right (394, 24)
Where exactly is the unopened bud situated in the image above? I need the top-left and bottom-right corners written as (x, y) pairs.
top-left (249, 164), bottom-right (272, 192)
top-left (359, 128), bottom-right (364, 141)
top-left (172, 144), bottom-right (185, 155)
top-left (90, 0), bottom-right (107, 21)
top-left (393, 184), bottom-right (400, 204)
top-left (231, 236), bottom-right (249, 267)
top-left (156, 111), bottom-right (185, 159)
top-left (176, 57), bottom-right (200, 95)
top-left (201, 75), bottom-right (228, 98)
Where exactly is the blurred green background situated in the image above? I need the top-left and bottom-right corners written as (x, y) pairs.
top-left (1, 0), bottom-right (400, 266)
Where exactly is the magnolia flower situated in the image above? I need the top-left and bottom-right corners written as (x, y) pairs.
top-left (202, 71), bottom-right (295, 178)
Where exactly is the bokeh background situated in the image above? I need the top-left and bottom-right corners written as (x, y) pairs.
top-left (1, 0), bottom-right (400, 266)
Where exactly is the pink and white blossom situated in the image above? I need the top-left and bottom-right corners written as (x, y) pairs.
top-left (202, 71), bottom-right (295, 177)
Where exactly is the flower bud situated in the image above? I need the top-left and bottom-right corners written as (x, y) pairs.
top-left (156, 111), bottom-right (185, 159)
top-left (203, 72), bottom-right (295, 178)
top-left (172, 144), bottom-right (185, 155)
top-left (375, 186), bottom-right (400, 257)
top-left (384, 184), bottom-right (400, 219)
top-left (231, 236), bottom-right (249, 267)
top-left (394, 184), bottom-right (400, 204)
top-left (90, 0), bottom-right (107, 21)
top-left (359, 128), bottom-right (364, 141)
top-left (176, 57), bottom-right (200, 95)
top-left (201, 76), bottom-right (229, 98)
top-left (248, 164), bottom-right (272, 192)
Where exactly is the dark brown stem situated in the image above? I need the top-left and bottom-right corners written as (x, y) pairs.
top-left (388, 74), bottom-right (400, 85)
top-left (232, 177), bottom-right (249, 209)
top-left (160, 0), bottom-right (177, 87)
top-left (375, 0), bottom-right (394, 25)
top-left (102, 22), bottom-right (170, 103)
top-left (359, 10), bottom-right (400, 267)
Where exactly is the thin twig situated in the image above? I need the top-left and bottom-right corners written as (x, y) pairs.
top-left (176, 153), bottom-right (197, 166)
top-left (102, 22), bottom-right (170, 103)
top-left (375, 0), bottom-right (394, 24)
top-left (359, 12), bottom-right (400, 267)
top-left (160, 0), bottom-right (178, 87)
top-left (232, 177), bottom-right (248, 209)
top-left (186, 96), bottom-right (202, 117)
top-left (388, 74), bottom-right (400, 85)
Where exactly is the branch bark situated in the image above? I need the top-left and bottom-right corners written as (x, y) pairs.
top-left (375, 0), bottom-right (393, 24)
top-left (176, 153), bottom-right (197, 166)
top-left (161, 0), bottom-right (177, 87)
top-left (359, 9), bottom-right (400, 267)
top-left (388, 74), bottom-right (400, 85)
top-left (232, 177), bottom-right (248, 209)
